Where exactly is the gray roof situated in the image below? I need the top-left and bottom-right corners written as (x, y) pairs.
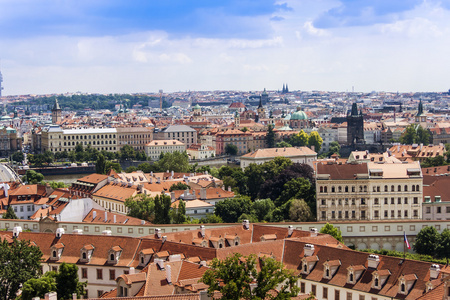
top-left (63, 128), bottom-right (117, 135)
top-left (162, 125), bottom-right (196, 132)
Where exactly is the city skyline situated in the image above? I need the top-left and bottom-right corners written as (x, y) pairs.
top-left (1, 0), bottom-right (450, 95)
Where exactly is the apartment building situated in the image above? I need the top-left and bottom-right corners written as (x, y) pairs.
top-left (316, 161), bottom-right (423, 221)
top-left (154, 125), bottom-right (197, 148)
top-left (145, 140), bottom-right (186, 161)
top-left (116, 127), bottom-right (153, 152)
top-left (215, 128), bottom-right (252, 155)
top-left (41, 125), bottom-right (118, 153)
top-left (240, 147), bottom-right (317, 170)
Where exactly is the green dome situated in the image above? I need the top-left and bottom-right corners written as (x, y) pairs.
top-left (290, 110), bottom-right (308, 120)
top-left (193, 104), bottom-right (201, 110)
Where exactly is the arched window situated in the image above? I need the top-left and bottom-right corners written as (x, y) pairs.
top-left (398, 185), bottom-right (401, 192)
top-left (326, 269), bottom-right (330, 277)
top-left (412, 185), bottom-right (415, 191)
top-left (404, 185), bottom-right (408, 191)
top-left (332, 186), bottom-right (335, 193)
top-left (320, 187), bottom-right (323, 193)
top-left (401, 283), bottom-right (405, 292)
top-left (384, 185), bottom-right (388, 192)
top-left (349, 273), bottom-right (354, 282)
top-left (141, 257), bottom-right (144, 264)
top-left (110, 253), bottom-right (115, 261)
top-left (374, 278), bottom-right (379, 287)
top-left (338, 186), bottom-right (342, 192)
top-left (391, 185), bottom-right (394, 192)
top-left (416, 185), bottom-right (420, 191)
top-left (324, 187), bottom-right (328, 193)
top-left (52, 250), bottom-right (57, 258)
top-left (303, 264), bottom-right (308, 272)
top-left (364, 186), bottom-right (367, 192)
top-left (345, 186), bottom-right (349, 192)
top-left (82, 252), bottom-right (86, 259)
top-left (377, 186), bottom-right (380, 192)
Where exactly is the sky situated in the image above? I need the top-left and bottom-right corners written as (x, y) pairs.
top-left (1, 0), bottom-right (450, 95)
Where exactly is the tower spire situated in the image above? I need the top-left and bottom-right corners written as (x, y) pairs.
top-left (0, 60), bottom-right (4, 98)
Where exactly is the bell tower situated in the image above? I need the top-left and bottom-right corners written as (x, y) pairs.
top-left (52, 98), bottom-right (62, 124)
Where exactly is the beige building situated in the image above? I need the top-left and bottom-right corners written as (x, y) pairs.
top-left (316, 161), bottom-right (422, 222)
top-left (41, 125), bottom-right (118, 153)
top-left (186, 144), bottom-right (215, 160)
top-left (116, 127), bottom-right (153, 152)
top-left (240, 147), bottom-right (317, 170)
top-left (154, 125), bottom-right (197, 148)
top-left (145, 140), bottom-right (186, 161)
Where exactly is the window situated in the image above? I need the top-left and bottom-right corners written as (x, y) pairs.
top-left (361, 211), bottom-right (366, 219)
top-left (349, 273), bottom-right (354, 283)
top-left (109, 269), bottom-right (115, 280)
top-left (438, 207), bottom-right (442, 214)
top-left (374, 198), bottom-right (379, 205)
top-left (398, 210), bottom-right (401, 218)
top-left (97, 291), bottom-right (104, 298)
top-left (321, 199), bottom-right (326, 205)
top-left (323, 287), bottom-right (328, 299)
top-left (413, 197), bottom-right (418, 204)
top-left (82, 268), bottom-right (88, 279)
top-left (391, 198), bottom-right (394, 204)
top-left (374, 211), bottom-right (379, 218)
top-left (311, 285), bottom-right (316, 296)
top-left (335, 289), bottom-right (340, 300)
top-left (384, 185), bottom-right (388, 192)
top-left (384, 198), bottom-right (388, 205)
top-left (404, 198), bottom-right (408, 204)
top-left (391, 185), bottom-right (394, 192)
top-left (391, 210), bottom-right (394, 218)
top-left (110, 253), bottom-right (115, 261)
top-left (384, 210), bottom-right (388, 217)
top-left (401, 283), bottom-right (405, 293)
top-left (321, 211), bottom-right (326, 219)
top-left (398, 198), bottom-right (401, 204)
top-left (52, 266), bottom-right (57, 272)
top-left (347, 292), bottom-right (352, 300)
top-left (398, 185), bottom-right (401, 192)
top-left (361, 198), bottom-right (366, 205)
top-left (359, 296), bottom-right (365, 300)
top-left (96, 269), bottom-right (103, 280)
top-left (426, 207), bottom-right (431, 214)
top-left (300, 282), bottom-right (305, 293)
top-left (404, 185), bottom-right (408, 191)
top-left (374, 277), bottom-right (379, 287)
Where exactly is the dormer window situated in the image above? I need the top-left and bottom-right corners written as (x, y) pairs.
top-left (323, 260), bottom-right (341, 280)
top-left (50, 243), bottom-right (64, 261)
top-left (138, 248), bottom-right (154, 267)
top-left (347, 265), bottom-right (365, 284)
top-left (349, 273), bottom-right (354, 282)
top-left (80, 244), bottom-right (94, 263)
top-left (398, 274), bottom-right (417, 295)
top-left (372, 269), bottom-right (391, 289)
top-left (108, 246), bottom-right (122, 264)
top-left (301, 255), bottom-right (318, 275)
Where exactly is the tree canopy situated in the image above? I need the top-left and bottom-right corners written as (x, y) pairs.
top-left (319, 223), bottom-right (344, 243)
top-left (2, 207), bottom-right (18, 219)
top-left (0, 239), bottom-right (43, 300)
top-left (414, 226), bottom-right (440, 256)
top-left (200, 253), bottom-right (301, 300)
top-left (399, 125), bottom-right (430, 145)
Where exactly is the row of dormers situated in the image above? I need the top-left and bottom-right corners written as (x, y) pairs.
top-left (300, 244), bottom-right (441, 296)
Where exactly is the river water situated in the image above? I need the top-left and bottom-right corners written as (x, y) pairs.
top-left (44, 173), bottom-right (86, 185)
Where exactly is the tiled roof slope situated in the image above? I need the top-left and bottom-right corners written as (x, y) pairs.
top-left (316, 162), bottom-right (368, 180)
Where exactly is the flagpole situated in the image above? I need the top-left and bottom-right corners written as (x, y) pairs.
top-left (403, 231), bottom-right (406, 260)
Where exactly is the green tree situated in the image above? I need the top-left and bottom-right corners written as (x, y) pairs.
top-left (327, 141), bottom-right (341, 157)
top-left (169, 182), bottom-right (190, 192)
top-left (171, 199), bottom-right (187, 224)
top-left (252, 199), bottom-right (275, 222)
top-left (95, 153), bottom-right (107, 174)
top-left (23, 170), bottom-right (44, 184)
top-left (289, 199), bottom-right (314, 222)
top-left (125, 194), bottom-right (155, 222)
top-left (2, 206), bottom-right (18, 219)
top-left (155, 151), bottom-right (190, 173)
top-left (319, 223), bottom-right (344, 243)
top-left (266, 124), bottom-right (275, 148)
top-left (11, 151), bottom-right (24, 163)
top-left (22, 272), bottom-right (57, 300)
top-left (414, 226), bottom-right (440, 256)
top-left (417, 126), bottom-right (431, 145)
top-left (125, 166), bottom-right (138, 173)
top-left (105, 161), bottom-right (122, 173)
top-left (154, 194), bottom-right (172, 224)
top-left (0, 239), bottom-right (43, 300)
top-left (399, 125), bottom-right (430, 145)
top-left (275, 141), bottom-right (292, 148)
top-left (46, 181), bottom-right (68, 189)
top-left (276, 177), bottom-right (313, 207)
top-left (225, 144), bottom-right (238, 156)
top-left (200, 214), bottom-right (224, 224)
top-left (437, 228), bottom-right (450, 264)
top-left (289, 130), bottom-right (309, 147)
top-left (56, 263), bottom-right (87, 300)
top-left (119, 145), bottom-right (136, 161)
top-left (214, 196), bottom-right (253, 223)
top-left (200, 253), bottom-right (301, 300)
top-left (308, 131), bottom-right (323, 153)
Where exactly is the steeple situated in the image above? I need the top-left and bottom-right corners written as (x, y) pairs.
top-left (351, 102), bottom-right (358, 116)
top-left (417, 99), bottom-right (423, 116)
top-left (52, 98), bottom-right (62, 124)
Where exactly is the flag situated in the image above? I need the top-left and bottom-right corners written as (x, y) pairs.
top-left (404, 232), bottom-right (411, 249)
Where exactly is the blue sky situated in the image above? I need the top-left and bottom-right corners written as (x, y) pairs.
top-left (1, 0), bottom-right (450, 95)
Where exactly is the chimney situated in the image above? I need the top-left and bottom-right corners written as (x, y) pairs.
top-left (310, 228), bottom-right (318, 237)
top-left (166, 264), bottom-right (172, 284)
top-left (141, 220), bottom-right (145, 225)
top-left (155, 228), bottom-right (161, 238)
top-left (171, 170), bottom-right (174, 177)
top-left (45, 292), bottom-right (57, 300)
top-left (169, 254), bottom-right (181, 262)
top-left (129, 267), bottom-right (135, 275)
top-left (242, 219), bottom-right (250, 230)
top-left (200, 188), bottom-right (207, 200)
top-left (367, 254), bottom-right (380, 269)
top-left (170, 192), bottom-right (175, 202)
top-left (304, 244), bottom-right (315, 257)
top-left (162, 236), bottom-right (167, 243)
top-left (430, 264), bottom-right (440, 279)
top-left (113, 215), bottom-right (116, 223)
top-left (200, 261), bottom-right (207, 267)
top-left (102, 230), bottom-right (112, 236)
top-left (228, 186), bottom-right (232, 192)
top-left (72, 229), bottom-right (83, 234)
top-left (200, 225), bottom-right (205, 237)
top-left (56, 228), bottom-right (64, 239)
top-left (288, 225), bottom-right (294, 237)
top-left (93, 211), bottom-right (97, 220)
top-left (137, 184), bottom-right (143, 193)
top-left (13, 226), bottom-right (22, 238)
top-left (155, 258), bottom-right (165, 270)
top-left (104, 211), bottom-right (107, 222)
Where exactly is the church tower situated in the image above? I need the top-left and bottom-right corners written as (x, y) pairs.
top-left (52, 98), bottom-right (62, 124)
top-left (192, 104), bottom-right (202, 122)
top-left (347, 102), bottom-right (364, 146)
top-left (415, 99), bottom-right (427, 128)
top-left (257, 92), bottom-right (266, 120)
top-left (234, 111), bottom-right (240, 128)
